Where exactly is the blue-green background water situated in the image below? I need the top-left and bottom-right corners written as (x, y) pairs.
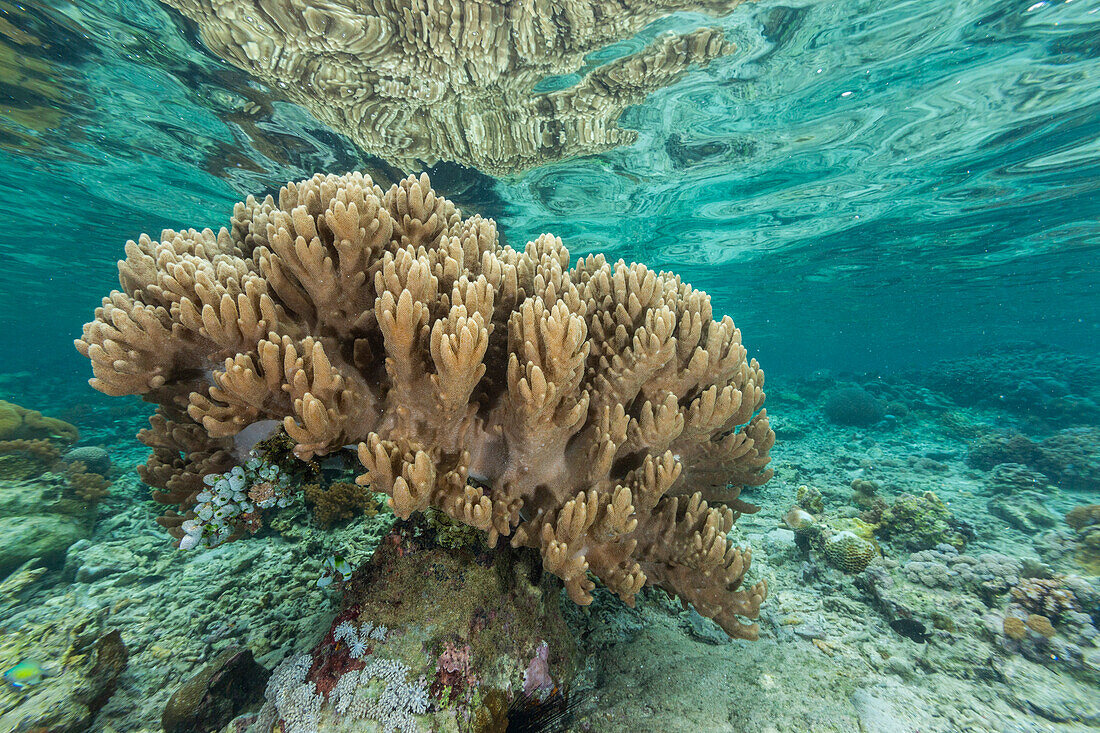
top-left (2, 0), bottom-right (1098, 383)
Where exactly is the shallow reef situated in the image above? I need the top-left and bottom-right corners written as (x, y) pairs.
top-left (2, 339), bottom-right (1100, 732)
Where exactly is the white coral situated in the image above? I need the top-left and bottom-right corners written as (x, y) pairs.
top-left (348, 638), bottom-right (369, 658)
top-left (334, 620), bottom-right (359, 645)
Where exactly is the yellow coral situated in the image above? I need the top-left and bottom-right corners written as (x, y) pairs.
top-left (823, 531), bottom-right (877, 573)
top-left (75, 172), bottom-right (775, 639)
top-left (0, 400), bottom-right (78, 443)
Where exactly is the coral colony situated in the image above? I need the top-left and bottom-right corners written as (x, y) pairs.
top-left (76, 171), bottom-right (775, 637)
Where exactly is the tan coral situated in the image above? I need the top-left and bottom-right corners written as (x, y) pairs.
top-left (159, 0), bottom-right (748, 173)
top-left (76, 171), bottom-right (775, 639)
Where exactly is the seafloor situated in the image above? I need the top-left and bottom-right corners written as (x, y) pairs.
top-left (1, 341), bottom-right (1097, 732)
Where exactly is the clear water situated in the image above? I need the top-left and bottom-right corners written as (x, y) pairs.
top-left (1, 0), bottom-right (1098, 730)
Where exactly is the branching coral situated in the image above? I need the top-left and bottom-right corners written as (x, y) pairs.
top-left (65, 461), bottom-right (110, 503)
top-left (159, 0), bottom-right (747, 173)
top-left (76, 171), bottom-right (774, 638)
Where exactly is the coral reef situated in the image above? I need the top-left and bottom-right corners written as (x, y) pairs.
top-left (65, 461), bottom-right (110, 503)
top-left (822, 385), bottom-right (886, 426)
top-left (158, 0), bottom-right (748, 174)
top-left (983, 462), bottom-right (1052, 496)
top-left (1035, 427), bottom-right (1100, 491)
top-left (0, 400), bottom-right (80, 480)
top-left (177, 458), bottom-right (294, 550)
top-left (795, 484), bottom-right (824, 514)
top-left (0, 458), bottom-right (107, 575)
top-left (1009, 577), bottom-right (1081, 622)
top-left (1065, 505), bottom-right (1100, 574)
top-left (996, 574), bottom-right (1100, 676)
top-left (966, 431), bottom-right (1041, 471)
top-left (966, 427), bottom-right (1099, 492)
top-left (62, 446), bottom-right (111, 476)
top-left (248, 515), bottom-right (580, 732)
top-left (0, 438), bottom-right (61, 480)
top-left (75, 171), bottom-right (774, 638)
top-left (923, 344), bottom-right (1100, 424)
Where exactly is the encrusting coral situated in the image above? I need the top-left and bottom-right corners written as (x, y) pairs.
top-left (304, 481), bottom-right (379, 527)
top-left (159, 0), bottom-right (747, 174)
top-left (76, 171), bottom-right (774, 638)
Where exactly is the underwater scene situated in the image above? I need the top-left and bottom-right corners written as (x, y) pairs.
top-left (1, 0), bottom-right (1099, 730)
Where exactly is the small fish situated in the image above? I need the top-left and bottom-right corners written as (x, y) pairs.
top-left (4, 660), bottom-right (44, 688)
top-left (890, 618), bottom-right (932, 643)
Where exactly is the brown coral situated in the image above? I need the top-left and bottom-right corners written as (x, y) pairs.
top-left (1002, 615), bottom-right (1026, 641)
top-left (160, 0), bottom-right (746, 174)
top-left (66, 461), bottom-right (110, 504)
top-left (1009, 577), bottom-right (1079, 621)
top-left (304, 481), bottom-right (378, 527)
top-left (1025, 613), bottom-right (1056, 638)
top-left (75, 171), bottom-right (775, 638)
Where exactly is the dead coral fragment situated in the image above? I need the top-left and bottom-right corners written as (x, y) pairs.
top-left (76, 171), bottom-right (775, 639)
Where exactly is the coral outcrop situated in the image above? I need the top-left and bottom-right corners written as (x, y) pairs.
top-left (76, 171), bottom-right (775, 638)
top-left (822, 385), bottom-right (886, 426)
top-left (0, 399), bottom-right (79, 443)
top-left (876, 491), bottom-right (968, 552)
top-left (252, 516), bottom-right (580, 732)
top-left (159, 0), bottom-right (747, 173)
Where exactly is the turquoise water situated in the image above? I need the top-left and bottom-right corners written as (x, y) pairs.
top-left (4, 0), bottom-right (1098, 380)
top-left (1, 0), bottom-right (1099, 731)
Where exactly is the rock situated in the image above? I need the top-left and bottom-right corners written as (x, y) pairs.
top-left (850, 683), bottom-right (935, 733)
top-left (765, 527), bottom-right (796, 550)
top-left (162, 647), bottom-right (270, 733)
top-left (683, 608), bottom-right (729, 645)
top-left (63, 446), bottom-right (111, 475)
top-left (64, 542), bottom-right (139, 583)
top-left (987, 493), bottom-right (1057, 533)
top-left (1002, 658), bottom-right (1100, 724)
top-left (884, 655), bottom-right (913, 678)
top-left (0, 514), bottom-right (88, 576)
